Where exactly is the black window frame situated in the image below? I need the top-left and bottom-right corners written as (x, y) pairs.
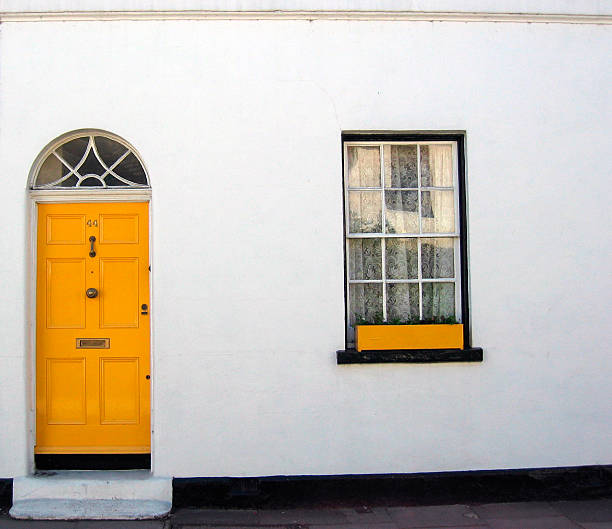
top-left (338, 132), bottom-right (480, 364)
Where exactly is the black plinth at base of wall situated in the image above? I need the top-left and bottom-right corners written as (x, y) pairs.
top-left (336, 347), bottom-right (483, 364)
top-left (2, 465), bottom-right (612, 510)
top-left (34, 453), bottom-right (151, 471)
top-left (172, 466), bottom-right (612, 509)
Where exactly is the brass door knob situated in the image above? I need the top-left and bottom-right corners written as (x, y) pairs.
top-left (86, 288), bottom-right (98, 298)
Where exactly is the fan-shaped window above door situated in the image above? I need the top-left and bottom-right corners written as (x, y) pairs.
top-left (31, 131), bottom-right (149, 189)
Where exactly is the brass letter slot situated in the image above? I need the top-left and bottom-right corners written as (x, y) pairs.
top-left (76, 338), bottom-right (110, 349)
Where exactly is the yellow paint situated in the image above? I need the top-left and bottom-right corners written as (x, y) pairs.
top-left (356, 324), bottom-right (464, 352)
top-left (36, 203), bottom-right (150, 455)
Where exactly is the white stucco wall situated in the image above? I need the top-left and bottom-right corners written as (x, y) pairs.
top-left (0, 13), bottom-right (610, 478)
top-left (1, 0), bottom-right (610, 16)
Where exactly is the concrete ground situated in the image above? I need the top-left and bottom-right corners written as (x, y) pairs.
top-left (1, 499), bottom-right (612, 528)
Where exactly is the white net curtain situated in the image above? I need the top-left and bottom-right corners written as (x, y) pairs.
top-left (346, 142), bottom-right (459, 340)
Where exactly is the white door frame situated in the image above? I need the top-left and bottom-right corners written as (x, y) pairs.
top-left (26, 189), bottom-right (154, 474)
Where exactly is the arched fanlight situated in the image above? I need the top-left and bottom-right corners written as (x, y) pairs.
top-left (31, 132), bottom-right (149, 189)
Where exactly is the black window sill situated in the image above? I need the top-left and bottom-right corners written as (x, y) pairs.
top-left (336, 347), bottom-right (483, 365)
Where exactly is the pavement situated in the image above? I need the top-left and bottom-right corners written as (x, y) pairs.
top-left (1, 499), bottom-right (612, 529)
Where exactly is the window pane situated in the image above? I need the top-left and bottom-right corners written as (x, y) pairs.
top-left (56, 137), bottom-right (89, 167)
top-left (385, 238), bottom-right (418, 279)
top-left (36, 154), bottom-right (71, 186)
top-left (387, 283), bottom-right (419, 322)
top-left (94, 136), bottom-right (128, 167)
top-left (385, 190), bottom-right (418, 234)
top-left (384, 145), bottom-right (417, 188)
top-left (421, 238), bottom-right (455, 279)
top-left (80, 176), bottom-right (104, 187)
top-left (348, 191), bottom-right (382, 233)
top-left (104, 175), bottom-right (129, 187)
top-left (420, 190), bottom-right (455, 233)
top-left (349, 239), bottom-right (382, 280)
top-left (114, 152), bottom-right (148, 185)
top-left (422, 282), bottom-right (455, 320)
top-left (420, 145), bottom-right (453, 187)
top-left (349, 283), bottom-right (383, 326)
top-left (347, 146), bottom-right (380, 188)
top-left (78, 148), bottom-right (106, 177)
top-left (58, 175), bottom-right (79, 187)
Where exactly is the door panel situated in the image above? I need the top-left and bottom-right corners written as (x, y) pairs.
top-left (100, 214), bottom-right (139, 244)
top-left (100, 258), bottom-right (140, 328)
top-left (46, 358), bottom-right (86, 424)
top-left (100, 358), bottom-right (140, 424)
top-left (46, 259), bottom-right (86, 328)
top-left (36, 202), bottom-right (150, 455)
top-left (46, 214), bottom-right (86, 245)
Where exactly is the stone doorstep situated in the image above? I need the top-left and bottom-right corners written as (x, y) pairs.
top-left (9, 499), bottom-right (171, 520)
top-left (10, 471), bottom-right (172, 520)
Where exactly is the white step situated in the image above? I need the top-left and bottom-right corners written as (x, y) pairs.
top-left (10, 471), bottom-right (172, 520)
top-left (10, 498), bottom-right (171, 520)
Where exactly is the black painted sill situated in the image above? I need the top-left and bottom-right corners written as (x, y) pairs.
top-left (337, 347), bottom-right (483, 364)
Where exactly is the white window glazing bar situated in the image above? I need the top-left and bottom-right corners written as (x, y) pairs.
top-left (348, 187), bottom-right (454, 192)
top-left (349, 278), bottom-right (454, 284)
top-left (417, 242), bottom-right (423, 320)
top-left (33, 134), bottom-right (150, 189)
top-left (454, 237), bottom-right (462, 322)
top-left (90, 141), bottom-right (135, 186)
top-left (347, 232), bottom-right (459, 238)
top-left (379, 144), bottom-right (387, 321)
top-left (349, 279), bottom-right (457, 285)
top-left (73, 137), bottom-right (95, 185)
top-left (416, 144), bottom-right (423, 320)
top-left (378, 187), bottom-right (455, 191)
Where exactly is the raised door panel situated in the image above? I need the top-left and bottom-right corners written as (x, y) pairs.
top-left (100, 214), bottom-right (139, 244)
top-left (100, 358), bottom-right (139, 424)
top-left (46, 358), bottom-right (86, 424)
top-left (46, 258), bottom-right (86, 328)
top-left (46, 214), bottom-right (86, 245)
top-left (100, 258), bottom-right (139, 328)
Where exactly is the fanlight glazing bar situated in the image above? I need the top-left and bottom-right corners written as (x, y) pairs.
top-left (32, 133), bottom-right (150, 189)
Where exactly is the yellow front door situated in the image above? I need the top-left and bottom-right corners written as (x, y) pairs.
top-left (36, 202), bottom-right (150, 454)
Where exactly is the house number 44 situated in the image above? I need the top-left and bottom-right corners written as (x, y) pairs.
top-left (87, 219), bottom-right (98, 227)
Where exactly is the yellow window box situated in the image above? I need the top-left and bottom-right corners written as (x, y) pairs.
top-left (355, 324), bottom-right (464, 352)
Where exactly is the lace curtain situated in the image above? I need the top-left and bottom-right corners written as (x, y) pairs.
top-left (345, 142), bottom-right (459, 337)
